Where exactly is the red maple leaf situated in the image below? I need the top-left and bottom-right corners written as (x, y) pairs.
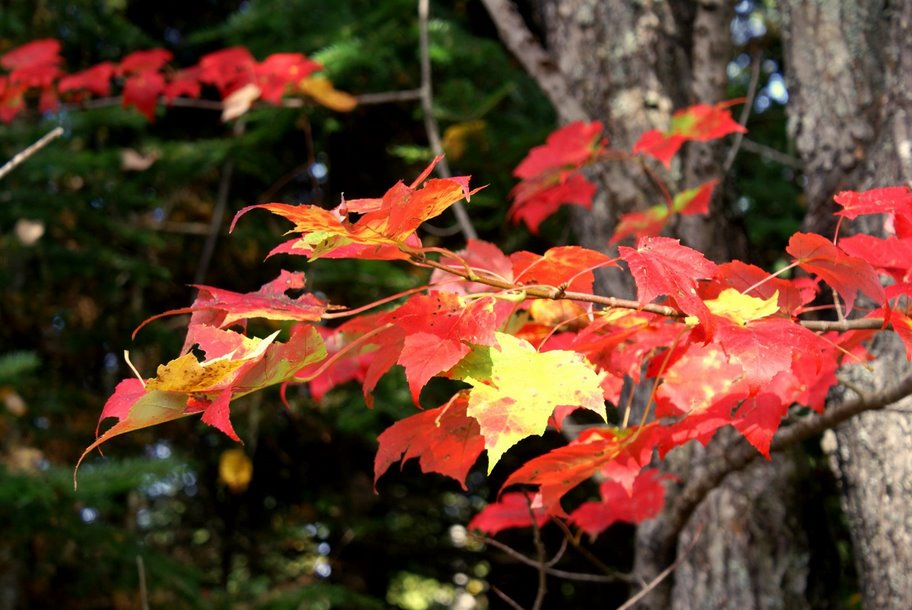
top-left (256, 53), bottom-right (321, 103)
top-left (731, 392), bottom-right (788, 458)
top-left (509, 172), bottom-right (597, 234)
top-left (514, 121), bottom-right (605, 178)
top-left (511, 245), bottom-right (616, 294)
top-left (501, 425), bottom-right (660, 515)
top-left (134, 270), bottom-right (328, 341)
top-left (233, 158), bottom-right (475, 259)
top-left (0, 77), bottom-right (27, 123)
top-left (654, 342), bottom-right (746, 417)
top-left (571, 312), bottom-right (679, 393)
top-left (838, 234), bottom-right (912, 283)
top-left (468, 492), bottom-right (549, 535)
top-left (787, 232), bottom-right (884, 313)
top-left (509, 121), bottom-right (605, 234)
top-left (199, 47), bottom-right (257, 96)
top-left (569, 469), bottom-right (672, 539)
top-left (612, 180), bottom-right (718, 243)
top-left (118, 48), bottom-right (172, 75)
top-left (713, 316), bottom-right (830, 390)
top-left (374, 392), bottom-right (485, 490)
top-left (633, 101), bottom-right (746, 167)
top-left (163, 67), bottom-right (202, 102)
top-left (833, 186), bottom-right (912, 219)
top-left (59, 62), bottom-right (116, 97)
top-left (387, 292), bottom-right (505, 403)
top-left (1, 38), bottom-right (61, 71)
top-left (619, 236), bottom-right (717, 331)
top-left (122, 72), bottom-right (166, 121)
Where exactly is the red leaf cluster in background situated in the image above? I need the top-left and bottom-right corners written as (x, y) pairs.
top-left (0, 37), bottom-right (342, 123)
top-left (508, 121), bottom-right (605, 233)
top-left (633, 100), bottom-right (746, 167)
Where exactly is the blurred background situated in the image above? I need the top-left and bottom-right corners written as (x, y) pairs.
top-left (0, 1), bottom-right (812, 608)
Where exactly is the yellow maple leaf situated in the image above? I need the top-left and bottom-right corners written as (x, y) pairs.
top-left (297, 76), bottom-right (357, 112)
top-left (686, 288), bottom-right (779, 326)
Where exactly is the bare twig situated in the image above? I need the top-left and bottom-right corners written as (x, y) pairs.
top-left (417, 0), bottom-right (477, 241)
top-left (69, 89), bottom-right (421, 113)
top-left (194, 121), bottom-right (244, 284)
top-left (722, 51), bottom-right (762, 173)
top-left (523, 493), bottom-right (547, 610)
top-left (552, 519), bottom-right (632, 581)
top-left (490, 585), bottom-right (527, 610)
top-left (614, 523), bottom-right (704, 610)
top-left (136, 555), bottom-right (150, 610)
top-left (739, 138), bottom-right (803, 168)
top-left (0, 126), bottom-right (64, 181)
top-left (480, 0), bottom-right (588, 123)
top-left (479, 535), bottom-right (629, 583)
top-left (356, 88), bottom-right (423, 105)
top-left (414, 251), bottom-right (892, 333)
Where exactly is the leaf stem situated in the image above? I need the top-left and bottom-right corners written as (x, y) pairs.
top-left (292, 323), bottom-right (394, 384)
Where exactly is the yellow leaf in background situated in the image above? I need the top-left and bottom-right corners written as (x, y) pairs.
top-left (442, 120), bottom-right (486, 161)
top-left (297, 77), bottom-right (357, 112)
top-left (529, 299), bottom-right (587, 329)
top-left (686, 288), bottom-right (779, 326)
top-left (219, 448), bottom-right (253, 493)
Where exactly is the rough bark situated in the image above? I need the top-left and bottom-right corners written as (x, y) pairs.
top-left (782, 2), bottom-right (912, 607)
top-left (494, 2), bottom-right (813, 609)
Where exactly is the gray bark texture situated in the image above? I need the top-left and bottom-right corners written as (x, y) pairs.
top-left (488, 0), bottom-right (912, 608)
top-left (516, 1), bottom-right (815, 609)
top-left (782, 2), bottom-right (912, 608)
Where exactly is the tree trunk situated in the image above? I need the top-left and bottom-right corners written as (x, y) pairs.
top-left (782, 2), bottom-right (912, 607)
top-left (484, 1), bottom-right (814, 608)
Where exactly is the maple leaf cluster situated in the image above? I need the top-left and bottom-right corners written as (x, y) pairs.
top-left (81, 100), bottom-right (912, 541)
top-left (508, 101), bottom-right (744, 238)
top-left (0, 38), bottom-right (354, 123)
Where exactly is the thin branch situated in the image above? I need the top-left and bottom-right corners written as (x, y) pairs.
top-left (0, 126), bottom-right (64, 181)
top-left (722, 50), bottom-right (762, 173)
top-left (136, 555), bottom-right (150, 610)
top-left (524, 493), bottom-right (547, 610)
top-left (739, 138), bottom-right (803, 168)
top-left (479, 0), bottom-right (588, 123)
top-left (69, 89), bottom-right (421, 113)
top-left (417, 0), bottom-right (477, 241)
top-left (552, 519), bottom-right (633, 581)
top-left (479, 535), bottom-right (628, 583)
top-left (194, 162), bottom-right (235, 283)
top-left (614, 523), bottom-right (704, 610)
top-left (356, 88), bottom-right (423, 105)
top-left (490, 585), bottom-right (527, 610)
top-left (412, 250), bottom-right (892, 332)
top-left (194, 121), bottom-right (244, 284)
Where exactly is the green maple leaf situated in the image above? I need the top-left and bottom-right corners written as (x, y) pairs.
top-left (453, 332), bottom-right (607, 471)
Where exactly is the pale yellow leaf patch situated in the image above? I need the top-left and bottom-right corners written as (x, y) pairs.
top-left (297, 77), bottom-right (358, 112)
top-left (145, 331), bottom-right (279, 393)
top-left (685, 288), bottom-right (779, 326)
